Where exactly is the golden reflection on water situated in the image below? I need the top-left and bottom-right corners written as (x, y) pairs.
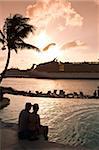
top-left (1, 94), bottom-right (99, 124)
top-left (2, 78), bottom-right (99, 94)
top-left (1, 93), bottom-right (99, 147)
top-left (1, 78), bottom-right (99, 147)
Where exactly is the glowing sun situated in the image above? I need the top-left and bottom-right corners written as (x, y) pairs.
top-left (35, 31), bottom-right (52, 49)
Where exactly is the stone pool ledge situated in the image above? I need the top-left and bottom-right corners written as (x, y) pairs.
top-left (0, 121), bottom-right (89, 150)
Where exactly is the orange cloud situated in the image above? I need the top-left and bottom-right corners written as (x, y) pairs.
top-left (26, 0), bottom-right (83, 31)
top-left (42, 43), bottom-right (56, 51)
top-left (60, 40), bottom-right (87, 50)
top-left (94, 0), bottom-right (99, 5)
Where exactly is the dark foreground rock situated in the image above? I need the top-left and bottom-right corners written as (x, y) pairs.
top-left (0, 121), bottom-right (89, 150)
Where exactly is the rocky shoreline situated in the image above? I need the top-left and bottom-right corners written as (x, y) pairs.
top-left (0, 85), bottom-right (99, 110)
top-left (1, 86), bottom-right (99, 99)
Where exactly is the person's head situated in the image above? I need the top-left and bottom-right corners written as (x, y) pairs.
top-left (33, 103), bottom-right (39, 113)
top-left (25, 102), bottom-right (31, 111)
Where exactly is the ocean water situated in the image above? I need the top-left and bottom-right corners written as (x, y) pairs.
top-left (1, 78), bottom-right (99, 149)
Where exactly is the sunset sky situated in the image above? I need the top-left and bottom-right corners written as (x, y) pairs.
top-left (0, 0), bottom-right (99, 72)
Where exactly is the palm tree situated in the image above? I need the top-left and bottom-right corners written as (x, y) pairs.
top-left (0, 14), bottom-right (39, 84)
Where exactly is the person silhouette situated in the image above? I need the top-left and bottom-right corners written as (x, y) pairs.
top-left (29, 103), bottom-right (48, 140)
top-left (18, 102), bottom-right (32, 140)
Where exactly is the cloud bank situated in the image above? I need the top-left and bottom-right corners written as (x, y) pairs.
top-left (94, 0), bottom-right (99, 5)
top-left (60, 40), bottom-right (87, 50)
top-left (26, 0), bottom-right (83, 32)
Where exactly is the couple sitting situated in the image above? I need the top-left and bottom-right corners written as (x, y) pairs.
top-left (18, 102), bottom-right (48, 140)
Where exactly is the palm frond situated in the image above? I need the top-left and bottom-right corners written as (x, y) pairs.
top-left (2, 14), bottom-right (38, 51)
top-left (14, 48), bottom-right (18, 53)
top-left (0, 14), bottom-right (38, 84)
top-left (0, 30), bottom-right (5, 38)
top-left (15, 42), bottom-right (40, 51)
top-left (0, 38), bottom-right (4, 44)
top-left (13, 14), bottom-right (30, 24)
top-left (14, 25), bottom-right (34, 39)
top-left (3, 14), bottom-right (35, 42)
top-left (0, 30), bottom-right (5, 44)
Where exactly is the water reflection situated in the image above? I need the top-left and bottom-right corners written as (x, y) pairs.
top-left (2, 78), bottom-right (99, 94)
top-left (1, 78), bottom-right (99, 149)
top-left (1, 94), bottom-right (99, 149)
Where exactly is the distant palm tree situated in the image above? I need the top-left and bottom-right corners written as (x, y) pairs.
top-left (0, 14), bottom-right (39, 84)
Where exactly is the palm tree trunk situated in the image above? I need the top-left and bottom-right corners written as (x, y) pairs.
top-left (0, 48), bottom-right (11, 84)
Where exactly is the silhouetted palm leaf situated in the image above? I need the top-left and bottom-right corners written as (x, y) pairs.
top-left (15, 25), bottom-right (33, 39)
top-left (0, 30), bottom-right (5, 44)
top-left (15, 42), bottom-right (39, 51)
top-left (0, 14), bottom-right (39, 84)
top-left (0, 39), bottom-right (4, 44)
top-left (3, 14), bottom-right (37, 49)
